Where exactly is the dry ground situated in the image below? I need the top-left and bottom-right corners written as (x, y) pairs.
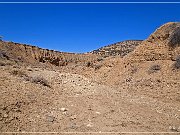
top-left (0, 59), bottom-right (180, 134)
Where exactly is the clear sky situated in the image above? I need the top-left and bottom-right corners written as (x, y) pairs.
top-left (0, 1), bottom-right (180, 53)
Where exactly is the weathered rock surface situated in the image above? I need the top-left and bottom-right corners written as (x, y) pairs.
top-left (0, 41), bottom-right (98, 66)
top-left (91, 40), bottom-right (142, 57)
top-left (128, 22), bottom-right (180, 62)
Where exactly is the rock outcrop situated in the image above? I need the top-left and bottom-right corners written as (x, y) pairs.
top-left (127, 22), bottom-right (180, 61)
top-left (0, 41), bottom-right (98, 66)
top-left (91, 40), bottom-right (142, 57)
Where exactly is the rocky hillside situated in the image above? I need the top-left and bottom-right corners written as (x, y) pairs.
top-left (0, 22), bottom-right (180, 133)
top-left (91, 40), bottom-right (142, 57)
top-left (127, 22), bottom-right (180, 62)
top-left (0, 41), bottom-right (99, 67)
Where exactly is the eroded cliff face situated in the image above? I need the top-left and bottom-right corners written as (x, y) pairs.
top-left (0, 41), bottom-right (98, 66)
top-left (127, 22), bottom-right (180, 62)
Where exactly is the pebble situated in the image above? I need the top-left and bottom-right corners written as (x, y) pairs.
top-left (70, 123), bottom-right (77, 129)
top-left (169, 126), bottom-right (180, 132)
top-left (95, 112), bottom-right (101, 114)
top-left (60, 108), bottom-right (68, 112)
top-left (3, 114), bottom-right (8, 118)
top-left (46, 115), bottom-right (55, 122)
top-left (70, 115), bottom-right (77, 120)
top-left (86, 123), bottom-right (93, 127)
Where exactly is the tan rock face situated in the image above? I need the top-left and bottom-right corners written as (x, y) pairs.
top-left (128, 22), bottom-right (180, 62)
top-left (147, 22), bottom-right (180, 46)
top-left (0, 41), bottom-right (98, 66)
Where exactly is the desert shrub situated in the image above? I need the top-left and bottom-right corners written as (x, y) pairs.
top-left (30, 76), bottom-right (50, 87)
top-left (148, 64), bottom-right (161, 74)
top-left (130, 66), bottom-right (138, 74)
top-left (0, 60), bottom-right (14, 66)
top-left (126, 78), bottom-right (132, 82)
top-left (12, 65), bottom-right (18, 68)
top-left (27, 68), bottom-right (33, 71)
top-left (168, 27), bottom-right (180, 48)
top-left (59, 61), bottom-right (68, 66)
top-left (0, 61), bottom-right (5, 66)
top-left (131, 68), bottom-right (138, 74)
top-left (103, 55), bottom-right (109, 58)
top-left (0, 51), bottom-right (9, 60)
top-left (86, 61), bottom-right (92, 67)
top-left (97, 57), bottom-right (103, 62)
top-left (173, 56), bottom-right (180, 69)
top-left (94, 64), bottom-right (102, 70)
top-left (10, 69), bottom-right (27, 77)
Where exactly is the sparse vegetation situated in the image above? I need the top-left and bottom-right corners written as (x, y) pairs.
top-left (59, 60), bottom-right (68, 66)
top-left (86, 61), bottom-right (102, 70)
top-left (148, 64), bottom-right (161, 74)
top-left (173, 56), bottom-right (180, 69)
top-left (0, 51), bottom-right (9, 59)
top-left (168, 27), bottom-right (180, 48)
top-left (0, 59), bottom-right (14, 66)
top-left (130, 66), bottom-right (138, 74)
top-left (94, 64), bottom-right (102, 70)
top-left (91, 40), bottom-right (142, 57)
top-left (29, 76), bottom-right (50, 87)
top-left (10, 69), bottom-right (27, 77)
top-left (97, 57), bottom-right (104, 62)
top-left (27, 68), bottom-right (33, 71)
top-left (0, 61), bottom-right (5, 66)
top-left (86, 61), bottom-right (92, 67)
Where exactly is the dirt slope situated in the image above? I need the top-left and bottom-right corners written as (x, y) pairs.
top-left (1, 64), bottom-right (179, 133)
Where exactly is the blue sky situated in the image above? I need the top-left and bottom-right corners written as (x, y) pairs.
top-left (0, 2), bottom-right (180, 53)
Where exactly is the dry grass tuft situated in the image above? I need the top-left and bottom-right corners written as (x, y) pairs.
top-left (25, 76), bottom-right (51, 88)
top-left (148, 64), bottom-right (161, 74)
top-left (173, 56), bottom-right (180, 70)
top-left (10, 69), bottom-right (27, 77)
